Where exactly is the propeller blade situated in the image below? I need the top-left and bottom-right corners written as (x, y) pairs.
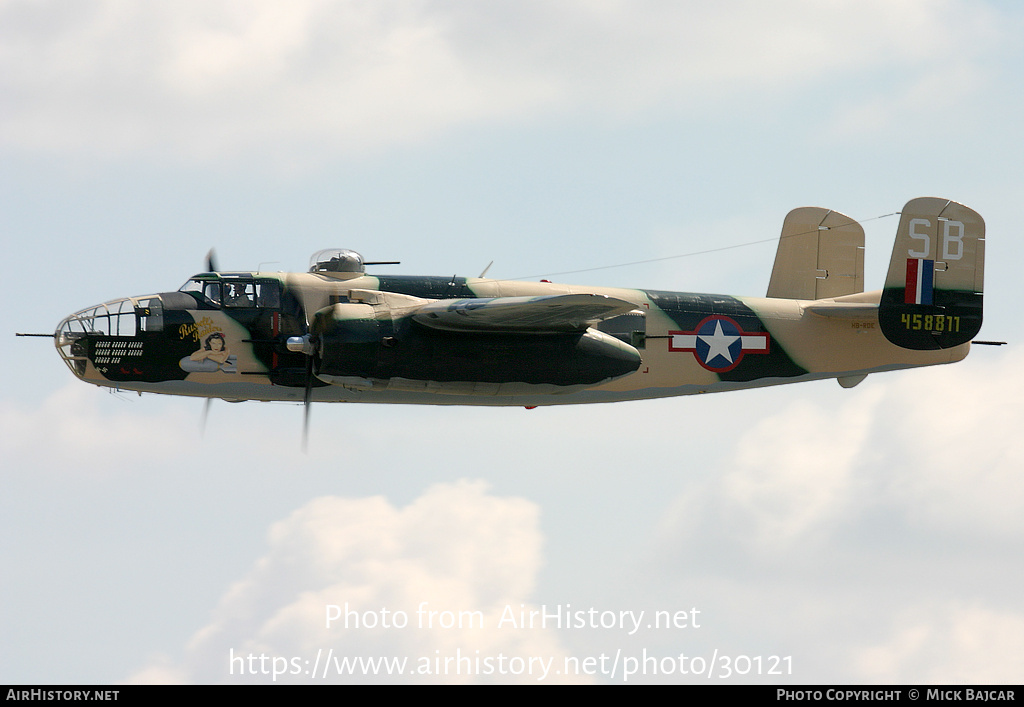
top-left (201, 398), bottom-right (212, 437)
top-left (206, 248), bottom-right (219, 273)
top-left (302, 353), bottom-right (313, 452)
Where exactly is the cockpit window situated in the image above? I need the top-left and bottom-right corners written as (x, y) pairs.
top-left (179, 277), bottom-right (281, 310)
top-left (223, 282), bottom-right (254, 308)
top-left (179, 279), bottom-right (210, 304)
top-left (203, 282), bottom-right (222, 306)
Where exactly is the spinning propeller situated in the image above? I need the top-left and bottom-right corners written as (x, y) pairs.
top-left (198, 248), bottom-right (316, 449)
top-left (302, 346), bottom-right (314, 452)
top-left (285, 334), bottom-right (318, 452)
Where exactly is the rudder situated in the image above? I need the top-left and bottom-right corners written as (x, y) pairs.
top-left (879, 197), bottom-right (984, 350)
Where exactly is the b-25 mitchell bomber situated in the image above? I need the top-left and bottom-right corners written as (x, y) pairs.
top-left (49, 198), bottom-right (986, 418)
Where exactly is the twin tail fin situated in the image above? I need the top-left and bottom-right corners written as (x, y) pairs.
top-left (878, 197), bottom-right (984, 350)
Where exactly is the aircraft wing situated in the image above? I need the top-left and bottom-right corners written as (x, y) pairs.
top-left (412, 294), bottom-right (638, 333)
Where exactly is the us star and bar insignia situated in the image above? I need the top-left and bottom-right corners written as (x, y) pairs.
top-left (668, 315), bottom-right (770, 372)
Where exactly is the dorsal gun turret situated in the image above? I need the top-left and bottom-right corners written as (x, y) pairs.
top-left (310, 249), bottom-right (365, 275)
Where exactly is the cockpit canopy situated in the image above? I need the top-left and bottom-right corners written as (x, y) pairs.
top-left (178, 275), bottom-right (282, 309)
top-left (309, 249), bottom-right (365, 274)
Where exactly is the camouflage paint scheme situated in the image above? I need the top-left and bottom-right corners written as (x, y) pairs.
top-left (54, 197), bottom-right (985, 407)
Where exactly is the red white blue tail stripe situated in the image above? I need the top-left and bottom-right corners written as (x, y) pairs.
top-left (904, 258), bottom-right (934, 305)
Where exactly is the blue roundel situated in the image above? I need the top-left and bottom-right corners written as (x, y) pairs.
top-left (695, 317), bottom-right (742, 369)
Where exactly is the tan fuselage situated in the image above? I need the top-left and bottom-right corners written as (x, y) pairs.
top-left (55, 271), bottom-right (966, 407)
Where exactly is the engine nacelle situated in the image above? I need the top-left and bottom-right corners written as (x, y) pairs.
top-left (310, 301), bottom-right (641, 395)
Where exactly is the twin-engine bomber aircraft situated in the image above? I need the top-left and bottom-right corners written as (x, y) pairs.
top-left (49, 197), bottom-right (986, 419)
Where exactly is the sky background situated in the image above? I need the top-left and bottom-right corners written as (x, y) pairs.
top-left (2, 0), bottom-right (1022, 684)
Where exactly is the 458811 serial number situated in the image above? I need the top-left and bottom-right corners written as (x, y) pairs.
top-left (900, 313), bottom-right (961, 333)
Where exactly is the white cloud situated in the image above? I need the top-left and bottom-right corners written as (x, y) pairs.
top-left (721, 386), bottom-right (885, 550)
top-left (0, 382), bottom-right (193, 476)
top-left (661, 346), bottom-right (1024, 558)
top-left (854, 603), bottom-right (1024, 684)
top-left (876, 349), bottom-right (1024, 537)
top-left (821, 61), bottom-right (991, 141)
top-left (643, 348), bottom-right (1024, 682)
top-left (127, 480), bottom-right (590, 684)
top-left (0, 0), bottom-right (1002, 165)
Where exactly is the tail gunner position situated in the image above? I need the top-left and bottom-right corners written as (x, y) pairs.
top-left (48, 197), bottom-right (989, 409)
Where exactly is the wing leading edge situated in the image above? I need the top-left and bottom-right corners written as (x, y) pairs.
top-left (412, 293), bottom-right (638, 333)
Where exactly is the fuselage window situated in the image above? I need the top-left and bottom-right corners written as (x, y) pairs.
top-left (137, 297), bottom-right (164, 332)
top-left (256, 280), bottom-right (281, 309)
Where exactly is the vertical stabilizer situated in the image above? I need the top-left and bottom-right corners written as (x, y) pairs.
top-left (766, 207), bottom-right (865, 300)
top-left (878, 197), bottom-right (984, 350)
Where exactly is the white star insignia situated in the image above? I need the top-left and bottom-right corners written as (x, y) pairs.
top-left (699, 321), bottom-right (740, 364)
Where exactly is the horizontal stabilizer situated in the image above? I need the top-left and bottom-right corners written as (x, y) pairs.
top-left (413, 294), bottom-right (637, 333)
top-left (804, 302), bottom-right (878, 319)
